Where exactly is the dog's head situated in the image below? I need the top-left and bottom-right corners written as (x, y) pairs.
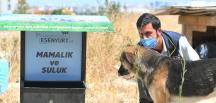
top-left (118, 46), bottom-right (160, 79)
top-left (118, 46), bottom-right (137, 80)
top-left (118, 45), bottom-right (159, 80)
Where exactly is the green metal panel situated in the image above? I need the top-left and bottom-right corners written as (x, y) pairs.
top-left (0, 14), bottom-right (114, 32)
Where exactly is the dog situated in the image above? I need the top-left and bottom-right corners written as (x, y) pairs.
top-left (195, 42), bottom-right (216, 59)
top-left (118, 45), bottom-right (216, 103)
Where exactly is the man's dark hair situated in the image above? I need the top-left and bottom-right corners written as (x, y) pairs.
top-left (136, 13), bottom-right (161, 30)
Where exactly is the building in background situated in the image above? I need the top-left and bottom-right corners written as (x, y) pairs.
top-left (0, 0), bottom-right (18, 14)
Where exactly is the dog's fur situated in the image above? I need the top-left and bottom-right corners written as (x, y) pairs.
top-left (118, 45), bottom-right (216, 103)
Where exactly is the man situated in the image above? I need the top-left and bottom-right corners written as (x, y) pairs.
top-left (136, 13), bottom-right (200, 103)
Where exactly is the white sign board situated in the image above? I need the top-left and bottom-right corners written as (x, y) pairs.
top-left (25, 31), bottom-right (82, 81)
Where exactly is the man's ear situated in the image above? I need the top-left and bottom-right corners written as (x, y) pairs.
top-left (125, 52), bottom-right (136, 64)
top-left (156, 28), bottom-right (162, 34)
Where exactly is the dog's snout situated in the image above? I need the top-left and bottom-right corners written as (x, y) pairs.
top-left (118, 65), bottom-right (129, 76)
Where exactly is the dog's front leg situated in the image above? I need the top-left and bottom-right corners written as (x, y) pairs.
top-left (149, 85), bottom-right (170, 103)
top-left (147, 72), bottom-right (171, 103)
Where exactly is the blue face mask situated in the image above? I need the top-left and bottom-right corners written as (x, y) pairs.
top-left (138, 38), bottom-right (158, 48)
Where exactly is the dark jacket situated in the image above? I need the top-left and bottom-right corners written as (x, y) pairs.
top-left (162, 30), bottom-right (183, 57)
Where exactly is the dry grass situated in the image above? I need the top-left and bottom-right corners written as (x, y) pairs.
top-left (0, 13), bottom-right (181, 103)
top-left (0, 31), bottom-right (20, 103)
top-left (86, 13), bottom-right (140, 103)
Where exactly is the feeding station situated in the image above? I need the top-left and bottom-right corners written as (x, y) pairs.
top-left (0, 14), bottom-right (114, 103)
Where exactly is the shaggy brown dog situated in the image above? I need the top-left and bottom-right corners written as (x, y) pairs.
top-left (118, 45), bottom-right (216, 103)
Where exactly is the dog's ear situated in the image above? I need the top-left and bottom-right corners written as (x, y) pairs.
top-left (124, 52), bottom-right (136, 64)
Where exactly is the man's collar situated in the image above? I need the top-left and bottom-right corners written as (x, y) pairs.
top-left (161, 37), bottom-right (169, 56)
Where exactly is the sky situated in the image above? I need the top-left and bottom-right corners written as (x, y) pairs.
top-left (27, 0), bottom-right (99, 7)
top-left (2, 0), bottom-right (198, 14)
top-left (1, 0), bottom-right (215, 14)
top-left (26, 0), bottom-right (181, 8)
top-left (26, 0), bottom-right (216, 9)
